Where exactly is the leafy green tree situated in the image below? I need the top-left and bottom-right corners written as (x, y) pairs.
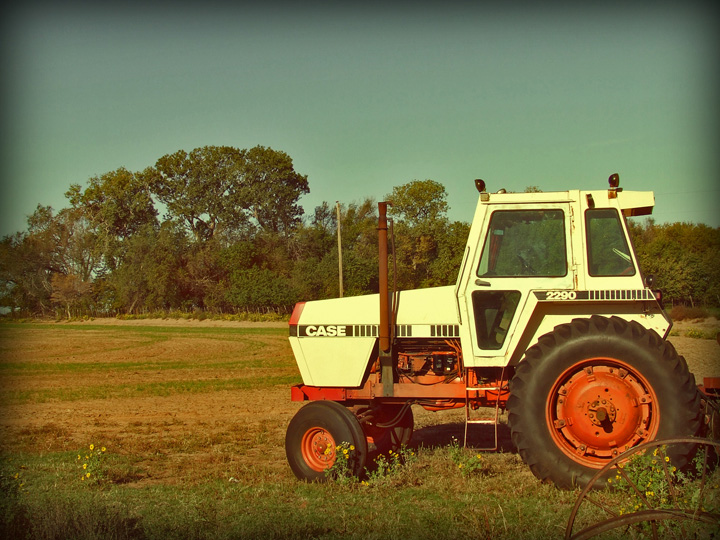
top-left (146, 146), bottom-right (249, 242)
top-left (242, 146), bottom-right (310, 235)
top-left (66, 167), bottom-right (158, 270)
top-left (629, 219), bottom-right (720, 307)
top-left (387, 179), bottom-right (448, 227)
top-left (386, 180), bottom-right (460, 288)
top-left (430, 220), bottom-right (471, 285)
top-left (226, 267), bottom-right (298, 311)
top-left (108, 223), bottom-right (189, 313)
top-left (146, 145), bottom-right (308, 242)
top-left (0, 231), bottom-right (52, 315)
top-left (51, 273), bottom-right (92, 319)
top-left (1, 205), bottom-right (101, 316)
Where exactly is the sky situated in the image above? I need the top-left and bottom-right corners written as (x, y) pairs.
top-left (1, 1), bottom-right (718, 238)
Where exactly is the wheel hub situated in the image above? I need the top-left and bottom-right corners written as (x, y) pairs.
top-left (587, 399), bottom-right (617, 427)
top-left (549, 360), bottom-right (657, 465)
top-left (301, 428), bottom-right (336, 472)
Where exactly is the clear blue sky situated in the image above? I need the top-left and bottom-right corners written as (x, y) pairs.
top-left (1, 2), bottom-right (718, 237)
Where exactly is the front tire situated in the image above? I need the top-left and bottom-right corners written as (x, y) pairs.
top-left (285, 401), bottom-right (368, 481)
top-left (508, 315), bottom-right (702, 489)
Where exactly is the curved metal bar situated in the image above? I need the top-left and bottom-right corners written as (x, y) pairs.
top-left (565, 437), bottom-right (720, 540)
top-left (569, 509), bottom-right (720, 540)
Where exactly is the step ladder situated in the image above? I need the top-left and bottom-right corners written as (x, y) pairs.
top-left (463, 384), bottom-right (502, 451)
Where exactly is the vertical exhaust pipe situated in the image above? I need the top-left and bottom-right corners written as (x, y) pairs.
top-left (378, 202), bottom-right (391, 353)
top-left (378, 202), bottom-right (393, 396)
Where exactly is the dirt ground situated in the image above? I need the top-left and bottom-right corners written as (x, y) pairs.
top-left (0, 318), bottom-right (718, 486)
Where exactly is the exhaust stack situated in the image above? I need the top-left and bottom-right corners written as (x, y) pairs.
top-left (378, 202), bottom-right (391, 353)
top-left (378, 202), bottom-right (393, 396)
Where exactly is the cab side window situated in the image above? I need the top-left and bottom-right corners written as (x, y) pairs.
top-left (585, 208), bottom-right (636, 276)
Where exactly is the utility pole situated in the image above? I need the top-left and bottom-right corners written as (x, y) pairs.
top-left (336, 201), bottom-right (343, 298)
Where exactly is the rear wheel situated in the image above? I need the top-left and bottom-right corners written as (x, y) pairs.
top-left (286, 401), bottom-right (368, 481)
top-left (508, 315), bottom-right (702, 489)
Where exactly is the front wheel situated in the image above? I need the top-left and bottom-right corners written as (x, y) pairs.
top-left (508, 315), bottom-right (702, 489)
top-left (285, 401), bottom-right (368, 481)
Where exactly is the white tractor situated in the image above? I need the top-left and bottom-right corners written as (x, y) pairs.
top-left (285, 175), bottom-right (713, 488)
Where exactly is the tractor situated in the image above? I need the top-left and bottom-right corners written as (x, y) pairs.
top-left (285, 174), bottom-right (715, 488)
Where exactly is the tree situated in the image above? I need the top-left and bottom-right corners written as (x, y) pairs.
top-left (226, 267), bottom-right (298, 311)
top-left (0, 231), bottom-right (52, 315)
top-left (629, 219), bottom-right (720, 307)
top-left (0, 206), bottom-right (100, 316)
top-left (242, 146), bottom-right (310, 235)
top-left (387, 179), bottom-right (448, 228)
top-left (51, 273), bottom-right (92, 319)
top-left (145, 145), bottom-right (309, 242)
top-left (66, 167), bottom-right (158, 270)
top-left (146, 146), bottom-right (249, 242)
top-left (108, 223), bottom-right (190, 313)
top-left (385, 180), bottom-right (458, 288)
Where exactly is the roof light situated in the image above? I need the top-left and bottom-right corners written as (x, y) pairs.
top-left (608, 173), bottom-right (622, 199)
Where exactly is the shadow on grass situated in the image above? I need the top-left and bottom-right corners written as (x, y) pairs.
top-left (411, 421), bottom-right (516, 454)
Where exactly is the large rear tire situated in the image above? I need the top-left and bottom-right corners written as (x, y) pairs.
top-left (285, 401), bottom-right (368, 482)
top-left (508, 315), bottom-right (702, 489)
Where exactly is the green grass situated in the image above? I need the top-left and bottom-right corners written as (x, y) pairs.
top-left (2, 374), bottom-right (301, 405)
top-left (2, 448), bottom-right (586, 540)
top-left (1, 321), bottom-right (715, 539)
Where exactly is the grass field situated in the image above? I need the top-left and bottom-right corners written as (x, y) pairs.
top-left (0, 321), bottom-right (717, 539)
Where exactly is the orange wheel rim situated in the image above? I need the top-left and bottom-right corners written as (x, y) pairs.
top-left (547, 358), bottom-right (659, 468)
top-left (301, 427), bottom-right (336, 472)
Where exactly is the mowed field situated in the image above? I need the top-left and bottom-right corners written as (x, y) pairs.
top-left (0, 318), bottom-right (718, 539)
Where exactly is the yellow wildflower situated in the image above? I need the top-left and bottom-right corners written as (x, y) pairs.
top-left (89, 444), bottom-right (94, 451)
top-left (349, 445), bottom-right (355, 451)
top-left (664, 456), bottom-right (670, 462)
top-left (101, 447), bottom-right (106, 452)
top-left (83, 463), bottom-right (87, 470)
top-left (86, 472), bottom-right (90, 478)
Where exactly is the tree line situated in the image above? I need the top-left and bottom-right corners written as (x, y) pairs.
top-left (1, 145), bottom-right (718, 318)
